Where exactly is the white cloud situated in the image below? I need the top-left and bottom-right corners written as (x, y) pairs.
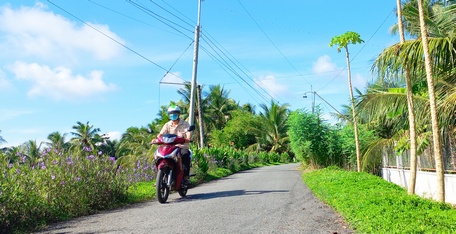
top-left (0, 2), bottom-right (124, 63)
top-left (10, 61), bottom-right (117, 100)
top-left (255, 75), bottom-right (288, 97)
top-left (0, 69), bottom-right (11, 90)
top-left (0, 109), bottom-right (34, 121)
top-left (105, 131), bottom-right (122, 141)
top-left (312, 55), bottom-right (337, 75)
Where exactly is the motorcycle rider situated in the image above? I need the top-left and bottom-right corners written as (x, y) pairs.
top-left (156, 105), bottom-right (192, 185)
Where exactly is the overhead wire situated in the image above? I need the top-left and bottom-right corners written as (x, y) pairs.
top-left (201, 31), bottom-right (282, 103)
top-left (237, 0), bottom-right (314, 93)
top-left (125, 0), bottom-right (270, 103)
top-left (47, 0), bottom-right (178, 76)
top-left (51, 0), bottom-right (298, 105)
top-left (317, 9), bottom-right (395, 92)
top-left (126, 0), bottom-right (194, 38)
top-left (88, 0), bottom-right (185, 38)
top-left (199, 40), bottom-right (269, 104)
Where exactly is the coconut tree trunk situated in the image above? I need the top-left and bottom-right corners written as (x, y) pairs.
top-left (417, 0), bottom-right (445, 202)
top-left (396, 0), bottom-right (419, 195)
top-left (345, 46), bottom-right (362, 172)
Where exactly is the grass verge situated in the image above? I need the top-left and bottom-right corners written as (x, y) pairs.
top-left (302, 166), bottom-right (456, 234)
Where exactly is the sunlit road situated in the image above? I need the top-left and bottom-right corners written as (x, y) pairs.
top-left (37, 163), bottom-right (353, 234)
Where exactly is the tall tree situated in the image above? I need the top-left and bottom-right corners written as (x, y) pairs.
top-left (22, 140), bottom-right (42, 163)
top-left (46, 131), bottom-right (68, 153)
top-left (417, 0), bottom-right (445, 202)
top-left (397, 0), bottom-right (420, 195)
top-left (329, 31), bottom-right (364, 172)
top-left (70, 121), bottom-right (101, 152)
top-left (204, 85), bottom-right (238, 131)
top-left (256, 100), bottom-right (290, 153)
top-left (0, 130), bottom-right (6, 145)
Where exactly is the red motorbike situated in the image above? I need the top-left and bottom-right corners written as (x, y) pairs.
top-left (151, 125), bottom-right (195, 203)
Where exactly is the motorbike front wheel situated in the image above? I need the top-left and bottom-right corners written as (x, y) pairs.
top-left (178, 185), bottom-right (187, 197)
top-left (156, 169), bottom-right (170, 203)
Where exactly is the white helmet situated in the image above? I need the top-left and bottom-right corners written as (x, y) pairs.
top-left (167, 105), bottom-right (181, 114)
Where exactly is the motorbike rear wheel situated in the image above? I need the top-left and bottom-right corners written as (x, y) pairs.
top-left (156, 169), bottom-right (170, 203)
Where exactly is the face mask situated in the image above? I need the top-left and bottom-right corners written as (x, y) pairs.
top-left (169, 113), bottom-right (179, 121)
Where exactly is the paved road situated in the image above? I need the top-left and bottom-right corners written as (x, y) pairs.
top-left (37, 163), bottom-right (353, 234)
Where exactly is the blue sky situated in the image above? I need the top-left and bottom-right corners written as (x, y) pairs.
top-left (0, 0), bottom-right (398, 147)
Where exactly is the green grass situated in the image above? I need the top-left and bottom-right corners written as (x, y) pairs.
top-left (126, 181), bottom-right (156, 203)
top-left (302, 167), bottom-right (456, 234)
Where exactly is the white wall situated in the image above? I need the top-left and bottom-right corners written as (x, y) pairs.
top-left (382, 168), bottom-right (456, 205)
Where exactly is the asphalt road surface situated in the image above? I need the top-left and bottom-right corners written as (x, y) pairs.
top-left (37, 163), bottom-right (354, 234)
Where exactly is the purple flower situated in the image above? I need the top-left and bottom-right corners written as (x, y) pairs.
top-left (76, 177), bottom-right (81, 181)
top-left (51, 175), bottom-right (55, 180)
top-left (22, 156), bottom-right (27, 163)
top-left (60, 181), bottom-right (65, 185)
top-left (53, 160), bottom-right (58, 165)
top-left (109, 157), bottom-right (116, 162)
top-left (98, 151), bottom-right (102, 155)
top-left (67, 157), bottom-right (73, 165)
top-left (87, 155), bottom-right (95, 160)
top-left (8, 164), bottom-right (13, 168)
top-left (15, 168), bottom-right (20, 173)
top-left (83, 146), bottom-right (91, 152)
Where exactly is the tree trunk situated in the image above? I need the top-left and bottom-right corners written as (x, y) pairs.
top-left (417, 0), bottom-right (445, 202)
top-left (345, 46), bottom-right (362, 172)
top-left (396, 0), bottom-right (419, 195)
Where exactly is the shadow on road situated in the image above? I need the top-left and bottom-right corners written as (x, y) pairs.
top-left (178, 189), bottom-right (289, 201)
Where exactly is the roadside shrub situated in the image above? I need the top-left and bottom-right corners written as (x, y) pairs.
top-left (0, 148), bottom-right (152, 233)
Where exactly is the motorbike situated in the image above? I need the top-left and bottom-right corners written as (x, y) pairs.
top-left (151, 125), bottom-right (195, 203)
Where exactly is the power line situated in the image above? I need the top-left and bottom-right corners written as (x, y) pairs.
top-left (47, 0), bottom-right (175, 75)
top-left (317, 9), bottom-right (395, 92)
top-left (201, 31), bottom-right (283, 103)
top-left (237, 0), bottom-right (313, 91)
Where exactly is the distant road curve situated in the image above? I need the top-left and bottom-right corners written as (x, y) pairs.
top-left (37, 163), bottom-right (353, 234)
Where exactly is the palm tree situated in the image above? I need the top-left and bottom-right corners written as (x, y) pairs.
top-left (46, 131), bottom-right (69, 154)
top-left (0, 130), bottom-right (6, 145)
top-left (204, 85), bottom-right (238, 131)
top-left (396, 0), bottom-right (420, 195)
top-left (372, 0), bottom-right (456, 202)
top-left (22, 140), bottom-right (43, 163)
top-left (256, 100), bottom-right (290, 153)
top-left (329, 31), bottom-right (364, 172)
top-left (417, 0), bottom-right (445, 202)
top-left (70, 121), bottom-right (101, 152)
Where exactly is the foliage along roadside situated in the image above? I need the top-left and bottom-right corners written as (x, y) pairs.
top-left (1, 146), bottom-right (292, 234)
top-left (302, 166), bottom-right (456, 233)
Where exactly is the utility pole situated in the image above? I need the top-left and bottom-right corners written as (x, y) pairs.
top-left (188, 0), bottom-right (202, 127)
top-left (197, 85), bottom-right (205, 147)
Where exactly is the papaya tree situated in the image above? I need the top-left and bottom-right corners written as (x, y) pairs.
top-left (329, 31), bottom-right (364, 172)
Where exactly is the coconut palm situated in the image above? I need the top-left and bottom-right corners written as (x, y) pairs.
top-left (255, 100), bottom-right (290, 153)
top-left (22, 140), bottom-right (43, 163)
top-left (46, 131), bottom-right (69, 154)
top-left (396, 0), bottom-right (420, 195)
top-left (417, 0), bottom-right (445, 202)
top-left (204, 85), bottom-right (238, 131)
top-left (371, 0), bottom-right (456, 202)
top-left (329, 31), bottom-right (364, 172)
top-left (0, 130), bottom-right (6, 145)
top-left (70, 121), bottom-right (101, 152)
